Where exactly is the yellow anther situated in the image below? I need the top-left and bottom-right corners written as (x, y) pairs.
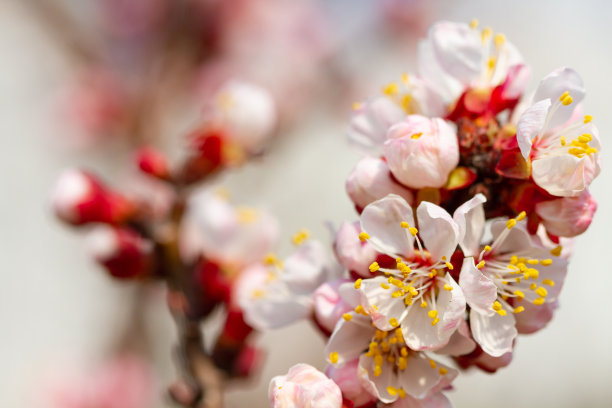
top-left (429, 359), bottom-right (437, 369)
top-left (398, 357), bottom-right (408, 370)
top-left (409, 227), bottom-right (418, 236)
top-left (292, 229), bottom-right (310, 246)
top-left (516, 211), bottom-right (527, 221)
top-left (404, 296), bottom-right (413, 306)
top-left (408, 286), bottom-right (418, 296)
top-left (484, 245), bottom-right (492, 252)
top-left (492, 301), bottom-right (502, 311)
top-left (527, 259), bottom-right (539, 265)
top-left (497, 309), bottom-right (507, 316)
top-left (358, 232), bottom-right (370, 241)
top-left (263, 253), bottom-right (277, 265)
top-left (506, 219), bottom-right (517, 229)
top-left (369, 341), bottom-right (379, 350)
top-left (513, 290), bottom-right (525, 299)
top-left (502, 295), bottom-right (509, 301)
top-left (374, 365), bottom-right (382, 377)
top-left (401, 73), bottom-right (410, 84)
top-left (237, 207), bottom-right (259, 224)
top-left (392, 290), bottom-right (403, 298)
top-left (526, 268), bottom-right (539, 279)
top-left (559, 91), bottom-right (569, 101)
top-left (374, 355), bottom-right (384, 366)
top-left (429, 269), bottom-right (438, 277)
top-left (383, 82), bottom-right (399, 95)
top-left (381, 283), bottom-right (390, 290)
top-left (251, 289), bottom-right (265, 299)
top-left (470, 19), bottom-right (479, 29)
top-left (351, 102), bottom-right (362, 111)
top-left (445, 262), bottom-right (454, 270)
top-left (439, 368), bottom-right (448, 376)
top-left (343, 313), bottom-right (353, 322)
top-left (488, 57), bottom-right (497, 70)
top-left (584, 115), bottom-right (593, 123)
top-left (551, 245), bottom-right (563, 256)
top-left (494, 33), bottom-right (506, 47)
top-left (428, 310), bottom-right (438, 319)
top-left (542, 279), bottom-right (555, 287)
top-left (536, 287), bottom-right (548, 297)
top-left (400, 221), bottom-right (410, 228)
top-left (355, 305), bottom-right (367, 315)
top-left (530, 283), bottom-right (537, 290)
top-left (329, 352), bottom-right (339, 364)
top-left (562, 95), bottom-right (573, 105)
top-left (481, 27), bottom-right (492, 41)
top-left (398, 388), bottom-right (407, 399)
top-left (400, 347), bottom-right (409, 357)
top-left (514, 306), bottom-right (525, 314)
top-left (410, 132), bottom-right (423, 140)
top-left (533, 297), bottom-right (545, 305)
top-left (569, 147), bottom-right (586, 157)
top-left (476, 260), bottom-right (486, 269)
top-left (560, 136), bottom-right (566, 146)
top-left (389, 338), bottom-right (398, 345)
top-left (387, 386), bottom-right (398, 396)
top-left (444, 283), bottom-right (453, 291)
top-left (420, 301), bottom-right (428, 308)
top-left (369, 262), bottom-right (380, 272)
top-left (578, 134), bottom-right (593, 143)
top-left (354, 279), bottom-right (362, 289)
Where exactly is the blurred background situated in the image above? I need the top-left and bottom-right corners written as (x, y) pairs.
top-left (1, 0), bottom-right (611, 407)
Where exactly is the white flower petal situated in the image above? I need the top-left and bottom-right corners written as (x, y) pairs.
top-left (361, 277), bottom-right (407, 331)
top-left (348, 97), bottom-right (405, 156)
top-left (533, 67), bottom-right (585, 128)
top-left (516, 99), bottom-right (551, 159)
top-left (532, 153), bottom-right (599, 197)
top-left (388, 392), bottom-right (453, 408)
top-left (283, 241), bottom-right (334, 294)
top-left (398, 355), bottom-right (457, 399)
top-left (453, 193), bottom-right (487, 257)
top-left (325, 313), bottom-right (373, 365)
top-left (469, 308), bottom-right (517, 357)
top-left (361, 194), bottom-right (415, 257)
top-left (459, 258), bottom-right (497, 315)
top-left (416, 202), bottom-right (459, 261)
top-left (435, 319), bottom-right (476, 356)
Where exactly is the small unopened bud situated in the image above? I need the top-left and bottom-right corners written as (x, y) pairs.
top-left (178, 129), bottom-right (225, 184)
top-left (87, 226), bottom-right (153, 278)
top-left (135, 147), bottom-right (170, 180)
top-left (52, 169), bottom-right (133, 226)
top-left (269, 364), bottom-right (342, 408)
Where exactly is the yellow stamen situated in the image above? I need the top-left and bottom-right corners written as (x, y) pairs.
top-left (410, 132), bottom-right (423, 140)
top-left (354, 279), bottom-right (362, 289)
top-left (469, 19), bottom-right (479, 29)
top-left (533, 297), bottom-right (545, 305)
top-left (409, 227), bottom-right (418, 236)
top-left (343, 313), bottom-right (353, 321)
top-left (516, 211), bottom-right (527, 221)
top-left (506, 219), bottom-right (517, 229)
top-left (439, 368), bottom-right (448, 375)
top-left (536, 287), bottom-right (548, 297)
top-left (330, 352), bottom-right (339, 364)
top-left (387, 386), bottom-right (398, 396)
top-left (513, 306), bottom-right (525, 314)
top-left (389, 318), bottom-right (399, 328)
top-left (445, 262), bottom-right (454, 270)
top-left (562, 95), bottom-right (573, 105)
top-left (429, 359), bottom-right (437, 369)
top-left (428, 310), bottom-right (438, 319)
top-left (292, 229), bottom-right (310, 246)
top-left (542, 279), bottom-right (555, 287)
top-left (358, 232), bottom-right (370, 241)
top-left (477, 260), bottom-right (486, 269)
top-left (444, 283), bottom-right (453, 291)
top-left (550, 246), bottom-right (563, 256)
top-left (584, 115), bottom-right (593, 123)
top-left (494, 33), bottom-right (506, 47)
top-left (369, 262), bottom-right (380, 272)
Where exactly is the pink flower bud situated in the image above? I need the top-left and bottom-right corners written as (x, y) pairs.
top-left (87, 226), bottom-right (153, 278)
top-left (52, 169), bottom-right (133, 226)
top-left (135, 147), bottom-right (170, 180)
top-left (384, 115), bottom-right (459, 189)
top-left (346, 157), bottom-right (413, 212)
top-left (535, 190), bottom-right (597, 237)
top-left (333, 222), bottom-right (377, 277)
top-left (325, 359), bottom-right (376, 408)
top-left (313, 278), bottom-right (352, 334)
top-left (269, 364), bottom-right (342, 408)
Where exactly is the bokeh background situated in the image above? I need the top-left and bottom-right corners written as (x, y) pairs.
top-left (1, 0), bottom-right (611, 407)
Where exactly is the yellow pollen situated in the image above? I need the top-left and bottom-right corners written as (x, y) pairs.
top-left (398, 389), bottom-right (407, 399)
top-left (477, 260), bottom-right (486, 269)
top-left (352, 102), bottom-right (361, 110)
top-left (561, 136), bottom-right (566, 146)
top-left (420, 301), bottom-right (428, 308)
top-left (401, 73), bottom-right (410, 84)
top-left (374, 366), bottom-right (382, 377)
top-left (488, 57), bottom-right (497, 70)
top-left (392, 290), bottom-right (403, 298)
top-left (514, 306), bottom-right (525, 314)
top-left (343, 313), bottom-right (353, 322)
top-left (404, 296), bottom-right (413, 306)
top-left (369, 262), bottom-right (380, 272)
top-left (237, 207), bottom-right (258, 224)
top-left (533, 297), bottom-right (545, 305)
top-left (470, 19), bottom-right (479, 29)
top-left (383, 82), bottom-right (399, 95)
top-left (428, 310), bottom-right (438, 319)
top-left (445, 262), bottom-right (454, 270)
top-left (494, 33), bottom-right (506, 47)
top-left (431, 317), bottom-right (440, 326)
top-left (516, 211), bottom-right (527, 221)
top-left (492, 301), bottom-right (502, 311)
top-left (354, 279), bottom-right (362, 289)
top-left (514, 290), bottom-right (525, 299)
top-left (559, 91), bottom-right (569, 101)
top-left (292, 229), bottom-right (310, 246)
top-left (387, 386), bottom-right (398, 396)
top-left (527, 259), bottom-right (539, 265)
top-left (251, 289), bottom-right (265, 299)
top-left (398, 357), bottom-right (408, 370)
top-left (484, 245), bottom-right (492, 252)
top-left (481, 27), bottom-right (492, 42)
top-left (584, 115), bottom-right (593, 123)
top-left (381, 283), bottom-right (390, 290)
top-left (400, 221), bottom-right (410, 229)
top-left (408, 286), bottom-right (418, 296)
top-left (497, 309), bottom-right (507, 316)
top-left (355, 305), bottom-right (367, 315)
top-left (400, 347), bottom-right (409, 357)
top-left (562, 95), bottom-right (573, 105)
top-left (263, 253), bottom-right (277, 265)
top-left (329, 352), bottom-right (339, 364)
top-left (444, 283), bottom-right (453, 291)
top-left (536, 287), bottom-right (548, 297)
top-left (542, 279), bottom-right (555, 287)
top-left (358, 232), bottom-right (370, 241)
top-left (439, 368), bottom-right (448, 375)
top-left (411, 132), bottom-right (423, 140)
top-left (409, 227), bottom-right (418, 236)
top-left (530, 283), bottom-right (537, 290)
top-left (506, 219), bottom-right (517, 229)
top-left (578, 134), bottom-right (592, 143)
top-left (429, 359), bottom-right (437, 369)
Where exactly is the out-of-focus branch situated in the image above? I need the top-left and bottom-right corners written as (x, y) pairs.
top-left (20, 0), bottom-right (102, 64)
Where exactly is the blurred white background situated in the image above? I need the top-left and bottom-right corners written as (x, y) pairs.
top-left (1, 0), bottom-right (611, 407)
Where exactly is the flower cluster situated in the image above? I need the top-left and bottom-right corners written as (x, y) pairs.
top-left (260, 20), bottom-right (600, 408)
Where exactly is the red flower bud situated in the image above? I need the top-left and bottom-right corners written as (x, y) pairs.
top-left (52, 169), bottom-right (133, 226)
top-left (135, 147), bottom-right (170, 180)
top-left (87, 226), bottom-right (153, 278)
